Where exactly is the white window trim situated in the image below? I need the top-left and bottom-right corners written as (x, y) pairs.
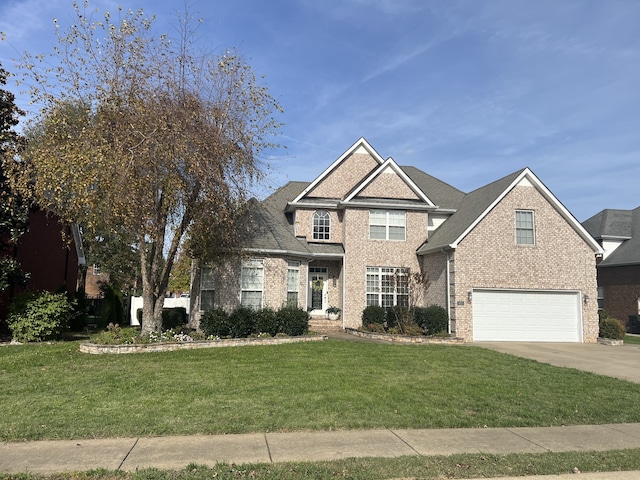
top-left (200, 266), bottom-right (215, 312)
top-left (287, 261), bottom-right (300, 307)
top-left (313, 210), bottom-right (331, 240)
top-left (515, 209), bottom-right (535, 245)
top-left (369, 210), bottom-right (406, 241)
top-left (365, 266), bottom-right (409, 307)
top-left (240, 258), bottom-right (264, 309)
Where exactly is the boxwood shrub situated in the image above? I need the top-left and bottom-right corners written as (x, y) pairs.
top-left (362, 305), bottom-right (386, 327)
top-left (278, 306), bottom-right (309, 336)
top-left (199, 308), bottom-right (231, 337)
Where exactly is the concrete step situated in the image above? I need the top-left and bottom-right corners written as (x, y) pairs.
top-left (308, 318), bottom-right (342, 333)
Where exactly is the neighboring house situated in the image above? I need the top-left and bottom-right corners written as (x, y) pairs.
top-left (0, 209), bottom-right (85, 321)
top-left (582, 207), bottom-right (640, 332)
top-left (190, 138), bottom-right (601, 342)
top-left (84, 263), bottom-right (107, 299)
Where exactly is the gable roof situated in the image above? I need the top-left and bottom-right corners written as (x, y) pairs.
top-left (417, 168), bottom-right (602, 255)
top-left (290, 137), bottom-right (384, 204)
top-left (343, 157), bottom-right (435, 206)
top-left (401, 166), bottom-right (465, 211)
top-left (583, 207), bottom-right (640, 267)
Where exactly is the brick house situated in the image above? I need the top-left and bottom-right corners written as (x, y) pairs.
top-left (190, 138), bottom-right (601, 342)
top-left (582, 207), bottom-right (640, 332)
top-left (0, 209), bottom-right (85, 322)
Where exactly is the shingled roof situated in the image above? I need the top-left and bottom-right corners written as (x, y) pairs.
top-left (417, 169), bottom-right (526, 253)
top-left (583, 207), bottom-right (640, 267)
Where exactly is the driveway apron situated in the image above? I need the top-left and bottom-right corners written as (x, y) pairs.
top-left (474, 342), bottom-right (640, 383)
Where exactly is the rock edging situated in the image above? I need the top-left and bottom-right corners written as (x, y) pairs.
top-left (344, 328), bottom-right (465, 344)
top-left (80, 334), bottom-right (328, 354)
top-left (597, 337), bottom-right (624, 346)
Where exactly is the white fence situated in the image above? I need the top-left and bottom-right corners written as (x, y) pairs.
top-left (129, 296), bottom-right (191, 326)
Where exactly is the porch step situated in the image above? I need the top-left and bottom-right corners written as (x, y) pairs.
top-left (308, 317), bottom-right (343, 333)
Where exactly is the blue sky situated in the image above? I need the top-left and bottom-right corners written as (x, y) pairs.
top-left (1, 0), bottom-right (638, 221)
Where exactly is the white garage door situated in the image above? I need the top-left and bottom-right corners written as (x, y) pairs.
top-left (472, 289), bottom-right (582, 342)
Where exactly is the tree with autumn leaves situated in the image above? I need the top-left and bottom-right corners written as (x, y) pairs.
top-left (6, 3), bottom-right (282, 333)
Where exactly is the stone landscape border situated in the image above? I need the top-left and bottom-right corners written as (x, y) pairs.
top-left (80, 334), bottom-right (328, 354)
top-left (344, 328), bottom-right (465, 344)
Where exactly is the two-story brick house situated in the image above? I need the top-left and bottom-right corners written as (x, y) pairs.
top-left (190, 138), bottom-right (602, 342)
top-left (582, 207), bottom-right (640, 332)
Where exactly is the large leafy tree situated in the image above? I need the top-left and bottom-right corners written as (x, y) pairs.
top-left (0, 63), bottom-right (29, 293)
top-left (8, 3), bottom-right (282, 333)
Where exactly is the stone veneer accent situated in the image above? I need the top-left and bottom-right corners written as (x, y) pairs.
top-left (450, 184), bottom-right (599, 343)
top-left (80, 335), bottom-right (327, 354)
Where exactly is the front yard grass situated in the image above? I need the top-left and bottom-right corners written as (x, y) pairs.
top-left (624, 334), bottom-right (640, 344)
top-left (1, 339), bottom-right (640, 441)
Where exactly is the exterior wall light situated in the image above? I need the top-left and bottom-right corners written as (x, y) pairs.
top-left (583, 294), bottom-right (589, 305)
top-left (467, 291), bottom-right (473, 303)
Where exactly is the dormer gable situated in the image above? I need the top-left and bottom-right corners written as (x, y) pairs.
top-left (290, 137), bottom-right (384, 203)
top-left (343, 158), bottom-right (436, 207)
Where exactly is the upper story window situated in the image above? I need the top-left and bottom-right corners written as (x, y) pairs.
top-left (369, 210), bottom-right (406, 241)
top-left (515, 210), bottom-right (535, 245)
top-left (313, 210), bottom-right (331, 240)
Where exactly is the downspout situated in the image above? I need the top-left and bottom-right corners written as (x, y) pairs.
top-left (442, 248), bottom-right (451, 335)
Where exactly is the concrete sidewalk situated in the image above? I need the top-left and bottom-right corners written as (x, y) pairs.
top-left (1, 423), bottom-right (640, 477)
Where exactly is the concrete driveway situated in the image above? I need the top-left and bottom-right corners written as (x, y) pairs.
top-left (474, 342), bottom-right (640, 383)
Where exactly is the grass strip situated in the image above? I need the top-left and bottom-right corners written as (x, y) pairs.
top-left (2, 449), bottom-right (640, 479)
top-left (1, 340), bottom-right (640, 441)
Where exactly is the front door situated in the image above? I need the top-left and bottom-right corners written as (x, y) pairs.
top-left (309, 267), bottom-right (328, 316)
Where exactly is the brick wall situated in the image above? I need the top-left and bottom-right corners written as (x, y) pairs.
top-left (295, 208), bottom-right (344, 243)
top-left (450, 184), bottom-right (599, 342)
top-left (598, 264), bottom-right (640, 327)
top-left (358, 169), bottom-right (421, 200)
top-left (307, 153), bottom-right (378, 199)
top-left (342, 208), bottom-right (427, 329)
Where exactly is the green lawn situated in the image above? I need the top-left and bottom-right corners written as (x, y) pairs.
top-left (624, 334), bottom-right (640, 344)
top-left (1, 339), bottom-right (640, 442)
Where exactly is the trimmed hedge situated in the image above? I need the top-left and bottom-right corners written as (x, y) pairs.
top-left (162, 307), bottom-right (187, 330)
top-left (200, 305), bottom-right (309, 338)
top-left (362, 305), bottom-right (386, 326)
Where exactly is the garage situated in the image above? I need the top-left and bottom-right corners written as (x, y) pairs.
top-left (472, 289), bottom-right (582, 342)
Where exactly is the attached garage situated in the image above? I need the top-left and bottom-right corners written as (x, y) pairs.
top-left (472, 289), bottom-right (582, 342)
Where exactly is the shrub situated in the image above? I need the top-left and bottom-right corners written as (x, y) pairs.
top-left (162, 307), bottom-right (187, 330)
top-left (362, 305), bottom-right (385, 327)
top-left (229, 307), bottom-right (257, 338)
top-left (99, 283), bottom-right (124, 327)
top-left (7, 291), bottom-right (74, 342)
top-left (70, 287), bottom-right (88, 331)
top-left (599, 316), bottom-right (625, 340)
top-left (199, 308), bottom-right (231, 337)
top-left (422, 305), bottom-right (449, 336)
top-left (278, 306), bottom-right (309, 336)
top-left (364, 322), bottom-right (386, 333)
top-left (256, 307), bottom-right (279, 336)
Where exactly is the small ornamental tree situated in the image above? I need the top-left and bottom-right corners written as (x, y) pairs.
top-left (8, 3), bottom-right (282, 333)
